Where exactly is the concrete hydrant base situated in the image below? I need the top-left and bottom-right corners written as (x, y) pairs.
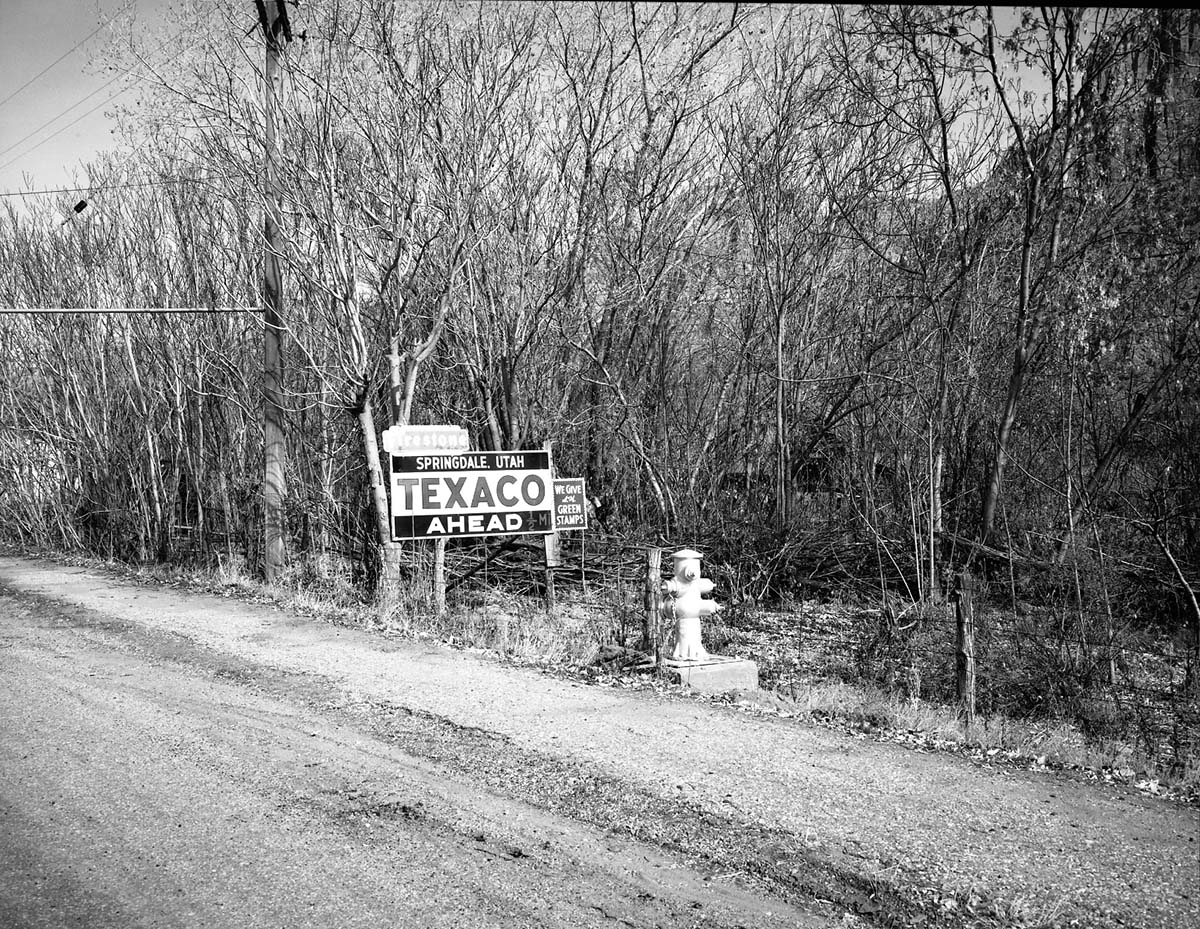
top-left (661, 656), bottom-right (759, 693)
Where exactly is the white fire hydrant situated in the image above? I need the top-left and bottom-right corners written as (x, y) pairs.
top-left (662, 548), bottom-right (722, 661)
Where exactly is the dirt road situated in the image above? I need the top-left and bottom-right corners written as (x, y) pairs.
top-left (1, 556), bottom-right (1196, 928)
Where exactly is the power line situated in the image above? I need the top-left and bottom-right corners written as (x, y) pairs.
top-left (0, 2), bottom-right (134, 111)
top-left (0, 307), bottom-right (255, 314)
top-left (0, 177), bottom-right (235, 199)
top-left (0, 83), bottom-right (133, 172)
top-left (0, 26), bottom-right (181, 172)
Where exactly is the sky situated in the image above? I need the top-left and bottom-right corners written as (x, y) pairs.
top-left (0, 0), bottom-right (171, 196)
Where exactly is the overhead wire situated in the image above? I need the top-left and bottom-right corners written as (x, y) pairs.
top-left (0, 81), bottom-right (132, 167)
top-left (0, 24), bottom-right (184, 173)
top-left (0, 0), bottom-right (135, 110)
top-left (0, 312), bottom-right (253, 319)
top-left (0, 85), bottom-right (143, 173)
top-left (0, 177), bottom-right (235, 198)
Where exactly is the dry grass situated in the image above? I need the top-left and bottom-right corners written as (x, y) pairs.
top-left (373, 585), bottom-right (622, 666)
top-left (774, 677), bottom-right (1199, 788)
top-left (104, 551), bottom-right (619, 664)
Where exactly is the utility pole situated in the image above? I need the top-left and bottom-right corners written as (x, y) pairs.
top-left (256, 1), bottom-right (291, 582)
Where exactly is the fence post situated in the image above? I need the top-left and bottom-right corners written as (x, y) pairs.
top-left (955, 569), bottom-right (976, 725)
top-left (543, 437), bottom-right (558, 612)
top-left (543, 532), bottom-right (559, 612)
top-left (643, 546), bottom-right (662, 660)
top-left (433, 537), bottom-right (446, 617)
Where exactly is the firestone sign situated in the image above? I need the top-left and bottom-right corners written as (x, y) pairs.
top-left (390, 450), bottom-right (555, 540)
top-left (382, 424), bottom-right (469, 455)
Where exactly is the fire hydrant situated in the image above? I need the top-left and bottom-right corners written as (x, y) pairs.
top-left (662, 548), bottom-right (722, 661)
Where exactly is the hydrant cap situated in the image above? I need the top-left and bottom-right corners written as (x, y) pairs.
top-left (672, 548), bottom-right (704, 560)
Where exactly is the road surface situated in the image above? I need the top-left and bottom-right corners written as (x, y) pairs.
top-left (1, 556), bottom-right (1196, 928)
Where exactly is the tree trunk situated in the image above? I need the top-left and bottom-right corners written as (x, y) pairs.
top-left (955, 570), bottom-right (977, 725)
top-left (357, 395), bottom-right (400, 591)
top-left (979, 169), bottom-right (1043, 549)
top-left (774, 302), bottom-right (789, 530)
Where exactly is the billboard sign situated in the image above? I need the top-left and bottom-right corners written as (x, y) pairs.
top-left (390, 450), bottom-right (554, 540)
top-left (553, 478), bottom-right (588, 531)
